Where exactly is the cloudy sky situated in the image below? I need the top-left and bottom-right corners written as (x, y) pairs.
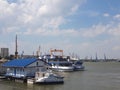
top-left (0, 0), bottom-right (120, 59)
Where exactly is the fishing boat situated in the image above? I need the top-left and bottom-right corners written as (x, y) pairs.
top-left (35, 70), bottom-right (64, 84)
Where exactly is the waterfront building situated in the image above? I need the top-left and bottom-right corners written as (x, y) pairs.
top-left (2, 58), bottom-right (47, 78)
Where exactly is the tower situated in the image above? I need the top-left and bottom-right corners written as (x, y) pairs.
top-left (15, 35), bottom-right (18, 59)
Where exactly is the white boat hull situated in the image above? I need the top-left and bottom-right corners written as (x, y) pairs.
top-left (50, 66), bottom-right (74, 72)
top-left (35, 71), bottom-right (64, 84)
top-left (35, 78), bottom-right (64, 84)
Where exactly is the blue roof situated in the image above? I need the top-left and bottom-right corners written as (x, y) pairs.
top-left (2, 58), bottom-right (37, 67)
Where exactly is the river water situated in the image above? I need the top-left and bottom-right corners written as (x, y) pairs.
top-left (0, 62), bottom-right (120, 90)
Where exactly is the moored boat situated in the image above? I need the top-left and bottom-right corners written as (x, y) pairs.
top-left (40, 49), bottom-right (85, 72)
top-left (50, 62), bottom-right (74, 72)
top-left (35, 70), bottom-right (64, 84)
top-left (73, 60), bottom-right (85, 71)
top-left (44, 56), bottom-right (74, 72)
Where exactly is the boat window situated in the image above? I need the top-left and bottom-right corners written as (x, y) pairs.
top-left (36, 62), bottom-right (39, 66)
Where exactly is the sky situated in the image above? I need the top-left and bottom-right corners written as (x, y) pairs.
top-left (0, 0), bottom-right (120, 59)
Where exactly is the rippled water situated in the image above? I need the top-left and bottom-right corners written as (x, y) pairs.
top-left (0, 62), bottom-right (120, 90)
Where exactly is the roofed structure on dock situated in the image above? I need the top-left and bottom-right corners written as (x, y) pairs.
top-left (3, 58), bottom-right (37, 67)
top-left (2, 58), bottom-right (47, 78)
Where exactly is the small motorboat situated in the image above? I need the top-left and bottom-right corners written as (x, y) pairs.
top-left (73, 60), bottom-right (85, 71)
top-left (35, 70), bottom-right (64, 84)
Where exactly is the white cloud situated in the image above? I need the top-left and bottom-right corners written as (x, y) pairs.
top-left (42, 16), bottom-right (66, 29)
top-left (0, 0), bottom-right (86, 34)
top-left (2, 27), bottom-right (19, 34)
top-left (0, 0), bottom-right (13, 18)
top-left (24, 28), bottom-right (78, 37)
top-left (114, 14), bottom-right (120, 19)
top-left (103, 13), bottom-right (110, 17)
top-left (71, 5), bottom-right (79, 13)
top-left (80, 22), bottom-right (120, 38)
top-left (112, 46), bottom-right (120, 51)
top-left (18, 14), bottom-right (33, 24)
top-left (82, 24), bottom-right (107, 37)
top-left (108, 23), bottom-right (120, 36)
top-left (23, 21), bottom-right (120, 38)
